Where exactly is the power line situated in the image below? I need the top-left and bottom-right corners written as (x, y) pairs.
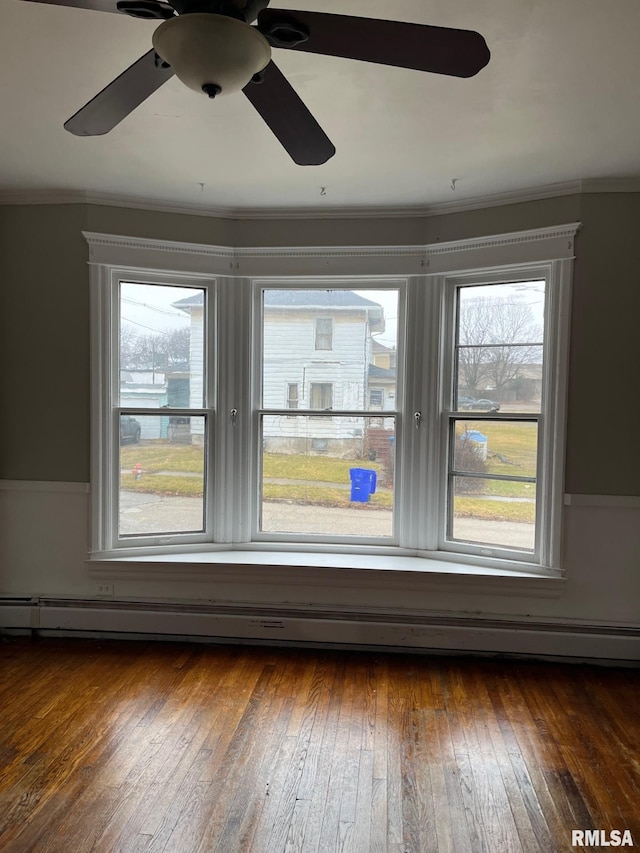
top-left (121, 316), bottom-right (186, 336)
top-left (121, 296), bottom-right (186, 318)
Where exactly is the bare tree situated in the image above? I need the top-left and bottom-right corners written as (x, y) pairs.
top-left (458, 296), bottom-right (542, 394)
top-left (119, 325), bottom-right (140, 370)
top-left (120, 326), bottom-right (190, 370)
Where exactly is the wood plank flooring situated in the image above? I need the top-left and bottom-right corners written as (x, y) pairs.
top-left (0, 638), bottom-right (638, 852)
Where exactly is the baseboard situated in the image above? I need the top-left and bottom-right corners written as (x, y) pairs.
top-left (2, 598), bottom-right (638, 663)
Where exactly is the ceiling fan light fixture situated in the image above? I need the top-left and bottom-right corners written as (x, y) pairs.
top-left (152, 13), bottom-right (271, 97)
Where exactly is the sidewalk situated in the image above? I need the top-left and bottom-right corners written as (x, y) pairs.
top-left (119, 490), bottom-right (534, 547)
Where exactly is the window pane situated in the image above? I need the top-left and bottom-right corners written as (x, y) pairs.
top-left (451, 477), bottom-right (536, 552)
top-left (260, 414), bottom-right (395, 537)
top-left (456, 281), bottom-right (545, 413)
top-left (262, 288), bottom-right (398, 412)
top-left (448, 419), bottom-right (537, 552)
top-left (287, 383), bottom-right (299, 409)
top-left (120, 282), bottom-right (206, 409)
top-left (310, 383), bottom-right (332, 410)
top-left (453, 420), bottom-right (538, 478)
top-left (315, 317), bottom-right (333, 350)
top-left (119, 414), bottom-right (206, 537)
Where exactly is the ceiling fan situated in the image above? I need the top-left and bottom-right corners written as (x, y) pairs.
top-left (22, 0), bottom-right (490, 165)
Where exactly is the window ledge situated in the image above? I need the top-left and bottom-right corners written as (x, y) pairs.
top-left (88, 549), bottom-right (565, 598)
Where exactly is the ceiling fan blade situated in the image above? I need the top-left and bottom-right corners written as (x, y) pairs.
top-left (243, 60), bottom-right (335, 165)
top-left (231, 0), bottom-right (270, 23)
top-left (21, 0), bottom-right (131, 13)
top-left (257, 9), bottom-right (490, 78)
top-left (64, 49), bottom-right (174, 136)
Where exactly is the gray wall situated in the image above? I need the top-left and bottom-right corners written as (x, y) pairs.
top-left (566, 193), bottom-right (640, 495)
top-left (0, 192), bottom-right (637, 496)
top-left (0, 204), bottom-right (89, 482)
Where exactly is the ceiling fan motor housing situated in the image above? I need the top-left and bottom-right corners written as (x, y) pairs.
top-left (152, 13), bottom-right (271, 96)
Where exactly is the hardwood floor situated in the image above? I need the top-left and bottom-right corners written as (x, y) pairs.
top-left (0, 638), bottom-right (638, 852)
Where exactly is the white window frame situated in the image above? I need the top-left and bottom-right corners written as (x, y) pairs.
top-left (90, 265), bottom-right (216, 553)
top-left (436, 264), bottom-right (566, 566)
top-left (253, 279), bottom-right (405, 547)
top-left (86, 224), bottom-right (578, 576)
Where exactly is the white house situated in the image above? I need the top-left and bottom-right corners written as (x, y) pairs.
top-left (173, 289), bottom-right (387, 455)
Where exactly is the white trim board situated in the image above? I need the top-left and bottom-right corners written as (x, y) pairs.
top-left (2, 599), bottom-right (638, 662)
top-left (83, 223), bottom-right (581, 278)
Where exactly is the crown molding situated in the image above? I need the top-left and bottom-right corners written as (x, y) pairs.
top-left (82, 221), bottom-right (581, 278)
top-left (1, 178), bottom-right (639, 221)
top-left (424, 222), bottom-right (582, 258)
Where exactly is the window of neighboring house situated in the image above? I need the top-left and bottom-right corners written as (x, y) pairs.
top-left (369, 388), bottom-right (384, 408)
top-left (88, 224), bottom-right (576, 571)
top-left (315, 317), bottom-right (333, 350)
top-left (309, 382), bottom-right (333, 410)
top-left (286, 383), bottom-right (299, 409)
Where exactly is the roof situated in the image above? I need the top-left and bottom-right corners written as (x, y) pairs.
top-left (368, 364), bottom-right (396, 380)
top-left (263, 290), bottom-right (381, 309)
top-left (173, 290), bottom-right (381, 311)
top-left (372, 340), bottom-right (396, 353)
top-left (173, 292), bottom-right (205, 310)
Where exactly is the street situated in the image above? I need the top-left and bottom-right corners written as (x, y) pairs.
top-left (119, 491), bottom-right (534, 548)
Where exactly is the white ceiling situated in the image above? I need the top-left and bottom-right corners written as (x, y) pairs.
top-left (2, 0), bottom-right (640, 214)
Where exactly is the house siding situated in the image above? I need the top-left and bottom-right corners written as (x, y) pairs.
top-left (262, 309), bottom-right (372, 454)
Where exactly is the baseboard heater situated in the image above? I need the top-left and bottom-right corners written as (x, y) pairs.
top-left (1, 597), bottom-right (639, 663)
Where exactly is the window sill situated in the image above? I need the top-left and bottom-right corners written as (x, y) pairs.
top-left (88, 548), bottom-right (565, 598)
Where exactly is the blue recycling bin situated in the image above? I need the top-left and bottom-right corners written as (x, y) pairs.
top-left (349, 468), bottom-right (377, 502)
top-left (461, 429), bottom-right (488, 460)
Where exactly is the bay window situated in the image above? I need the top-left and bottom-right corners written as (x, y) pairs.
top-left (88, 223), bottom-right (578, 573)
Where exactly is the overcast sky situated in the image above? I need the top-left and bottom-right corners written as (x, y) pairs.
top-left (120, 281), bottom-right (544, 350)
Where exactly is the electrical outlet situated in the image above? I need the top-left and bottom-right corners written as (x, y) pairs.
top-left (95, 583), bottom-right (114, 596)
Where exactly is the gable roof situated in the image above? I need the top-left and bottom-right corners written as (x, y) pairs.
top-left (173, 290), bottom-right (381, 310)
top-left (173, 288), bottom-right (385, 333)
top-left (173, 289), bottom-right (381, 310)
top-left (263, 290), bottom-right (381, 308)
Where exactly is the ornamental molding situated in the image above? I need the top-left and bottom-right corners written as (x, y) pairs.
top-left (424, 222), bottom-right (582, 257)
top-left (83, 222), bottom-right (582, 276)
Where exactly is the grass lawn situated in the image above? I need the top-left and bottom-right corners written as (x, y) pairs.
top-left (120, 438), bottom-right (537, 521)
top-left (263, 453), bottom-right (385, 484)
top-left (120, 472), bottom-right (203, 497)
top-left (456, 419), bottom-right (538, 499)
top-left (121, 442), bottom-right (204, 473)
top-left (264, 482), bottom-right (393, 509)
top-left (454, 496), bottom-right (535, 524)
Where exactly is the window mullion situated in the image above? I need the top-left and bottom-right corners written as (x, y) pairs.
top-left (214, 277), bottom-right (252, 543)
top-left (401, 275), bottom-right (443, 550)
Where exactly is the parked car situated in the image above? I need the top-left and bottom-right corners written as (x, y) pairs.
top-left (457, 396), bottom-right (477, 410)
top-left (120, 415), bottom-right (141, 443)
top-left (472, 398), bottom-right (501, 412)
